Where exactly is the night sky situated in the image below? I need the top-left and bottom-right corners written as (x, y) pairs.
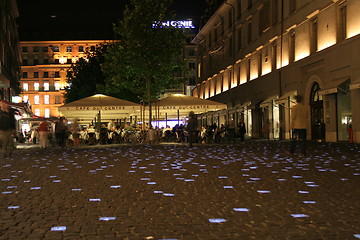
top-left (16, 0), bottom-right (207, 41)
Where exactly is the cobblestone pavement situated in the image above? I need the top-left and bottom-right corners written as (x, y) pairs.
top-left (1, 141), bottom-right (360, 240)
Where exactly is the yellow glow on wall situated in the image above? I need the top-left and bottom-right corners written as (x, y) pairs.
top-left (295, 50), bottom-right (310, 61)
top-left (347, 0), bottom-right (360, 38)
top-left (262, 62), bottom-right (271, 75)
top-left (317, 5), bottom-right (337, 52)
top-left (223, 73), bottom-right (229, 92)
top-left (295, 23), bottom-right (310, 62)
top-left (240, 62), bottom-right (247, 84)
top-left (209, 79), bottom-right (215, 97)
top-left (204, 83), bottom-right (209, 99)
top-left (249, 58), bottom-right (258, 81)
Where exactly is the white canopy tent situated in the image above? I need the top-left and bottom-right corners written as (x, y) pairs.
top-left (146, 94), bottom-right (227, 124)
top-left (58, 94), bottom-right (141, 125)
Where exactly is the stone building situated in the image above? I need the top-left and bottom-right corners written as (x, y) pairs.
top-left (0, 0), bottom-right (21, 101)
top-left (19, 40), bottom-right (106, 118)
top-left (192, 0), bottom-right (360, 143)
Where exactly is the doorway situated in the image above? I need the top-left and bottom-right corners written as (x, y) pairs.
top-left (310, 83), bottom-right (325, 140)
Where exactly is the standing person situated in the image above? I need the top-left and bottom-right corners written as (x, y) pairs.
top-left (289, 95), bottom-right (309, 156)
top-left (147, 125), bottom-right (156, 144)
top-left (70, 119), bottom-right (80, 147)
top-left (238, 119), bottom-right (246, 143)
top-left (0, 101), bottom-right (16, 159)
top-left (38, 120), bottom-right (49, 149)
top-left (55, 117), bottom-right (67, 147)
top-left (186, 111), bottom-right (198, 147)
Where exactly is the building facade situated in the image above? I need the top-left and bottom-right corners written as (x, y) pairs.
top-left (0, 0), bottom-right (21, 101)
top-left (19, 40), bottom-right (106, 118)
top-left (192, 0), bottom-right (360, 143)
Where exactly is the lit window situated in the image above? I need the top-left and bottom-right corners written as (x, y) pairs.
top-left (55, 95), bottom-right (61, 104)
top-left (44, 109), bottom-right (50, 118)
top-left (23, 83), bottom-right (28, 91)
top-left (44, 82), bottom-right (50, 91)
top-left (67, 46), bottom-right (72, 52)
top-left (34, 109), bottom-right (40, 117)
top-left (53, 46), bottom-right (59, 52)
top-left (34, 83), bottom-right (39, 91)
top-left (23, 95), bottom-right (29, 103)
top-left (44, 95), bottom-right (50, 104)
top-left (34, 95), bottom-right (40, 105)
top-left (55, 82), bottom-right (61, 91)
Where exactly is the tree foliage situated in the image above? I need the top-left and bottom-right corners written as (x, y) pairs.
top-left (102, 0), bottom-right (188, 100)
top-left (64, 44), bottom-right (139, 103)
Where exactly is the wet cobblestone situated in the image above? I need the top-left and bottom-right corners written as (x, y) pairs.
top-left (1, 141), bottom-right (359, 239)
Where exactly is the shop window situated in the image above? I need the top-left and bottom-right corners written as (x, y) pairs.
top-left (337, 80), bottom-right (351, 141)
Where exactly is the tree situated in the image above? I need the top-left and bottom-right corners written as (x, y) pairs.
top-left (102, 0), bottom-right (188, 101)
top-left (64, 43), bottom-right (139, 103)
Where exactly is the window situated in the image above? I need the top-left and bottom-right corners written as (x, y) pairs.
top-left (237, 1), bottom-right (242, 19)
top-left (34, 83), bottom-right (40, 91)
top-left (43, 59), bottom-right (49, 64)
top-left (338, 2), bottom-right (347, 41)
top-left (54, 71), bottom-right (60, 78)
top-left (272, 43), bottom-right (278, 70)
top-left (189, 49), bottom-right (195, 56)
top-left (78, 46), bottom-right (84, 52)
top-left (189, 62), bottom-right (196, 69)
top-left (33, 59), bottom-right (39, 65)
top-left (310, 18), bottom-right (318, 54)
top-left (44, 109), bottom-right (50, 118)
top-left (22, 47), bottom-right (28, 52)
top-left (66, 46), bottom-right (72, 52)
top-left (248, 20), bottom-right (252, 43)
top-left (290, 31), bottom-right (295, 62)
top-left (43, 46), bottom-right (48, 52)
top-left (23, 83), bottom-right (28, 91)
top-left (90, 46), bottom-right (96, 51)
top-left (22, 59), bottom-right (28, 65)
top-left (22, 72), bottom-right (28, 78)
top-left (54, 82), bottom-right (61, 91)
top-left (34, 109), bottom-right (40, 117)
top-left (55, 95), bottom-right (61, 104)
top-left (289, 0), bottom-right (296, 14)
top-left (53, 46), bottom-right (59, 52)
top-left (44, 95), bottom-right (50, 104)
top-left (259, 52), bottom-right (262, 76)
top-left (248, 0), bottom-right (252, 9)
top-left (238, 28), bottom-right (242, 50)
top-left (43, 82), bottom-right (50, 91)
top-left (67, 58), bottom-right (72, 64)
top-left (23, 95), bottom-right (29, 103)
top-left (272, 0), bottom-right (278, 25)
top-left (34, 95), bottom-right (40, 105)
top-left (228, 9), bottom-right (233, 27)
top-left (259, 2), bottom-right (270, 35)
top-left (34, 72), bottom-right (39, 78)
top-left (33, 46), bottom-right (39, 52)
top-left (55, 59), bottom-right (59, 64)
top-left (43, 72), bottom-right (49, 78)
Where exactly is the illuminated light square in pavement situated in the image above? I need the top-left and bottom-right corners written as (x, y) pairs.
top-left (99, 217), bottom-right (116, 221)
top-left (303, 201), bottom-right (316, 204)
top-left (257, 190), bottom-right (270, 193)
top-left (110, 185), bottom-right (121, 188)
top-left (291, 214), bottom-right (309, 218)
top-left (209, 218), bottom-right (227, 223)
top-left (89, 198), bottom-right (101, 202)
top-left (223, 186), bottom-right (234, 189)
top-left (51, 226), bottom-right (66, 231)
top-left (233, 208), bottom-right (250, 212)
top-left (163, 193), bottom-right (175, 196)
top-left (8, 206), bottom-right (20, 209)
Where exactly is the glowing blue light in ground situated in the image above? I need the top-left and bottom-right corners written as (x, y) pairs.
top-left (298, 191), bottom-right (309, 194)
top-left (72, 189), bottom-right (81, 191)
top-left (8, 206), bottom-right (20, 209)
top-left (233, 208), bottom-right (250, 212)
top-left (51, 226), bottom-right (66, 231)
top-left (209, 218), bottom-right (227, 223)
top-left (110, 185), bottom-right (121, 188)
top-left (30, 187), bottom-right (41, 190)
top-left (278, 179), bottom-right (287, 181)
top-left (303, 201), bottom-right (316, 204)
top-left (223, 186), bottom-right (234, 189)
top-left (154, 191), bottom-right (163, 194)
top-left (53, 180), bottom-right (61, 183)
top-left (2, 191), bottom-right (12, 194)
top-left (257, 190), bottom-right (270, 193)
top-left (292, 176), bottom-right (303, 179)
top-left (89, 198), bottom-right (101, 202)
top-left (147, 182), bottom-right (157, 185)
top-left (354, 234), bottom-right (360, 239)
top-left (99, 217), bottom-right (116, 221)
top-left (291, 214), bottom-right (309, 218)
top-left (163, 193), bottom-right (175, 197)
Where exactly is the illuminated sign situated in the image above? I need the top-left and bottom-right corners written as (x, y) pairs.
top-left (153, 20), bottom-right (195, 29)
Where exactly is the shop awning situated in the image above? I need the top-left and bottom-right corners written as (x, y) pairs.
top-left (260, 95), bottom-right (278, 108)
top-left (58, 94), bottom-right (141, 123)
top-left (275, 90), bottom-right (297, 104)
top-left (318, 87), bottom-right (337, 96)
top-left (350, 82), bottom-right (360, 90)
top-left (154, 94), bottom-right (227, 119)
